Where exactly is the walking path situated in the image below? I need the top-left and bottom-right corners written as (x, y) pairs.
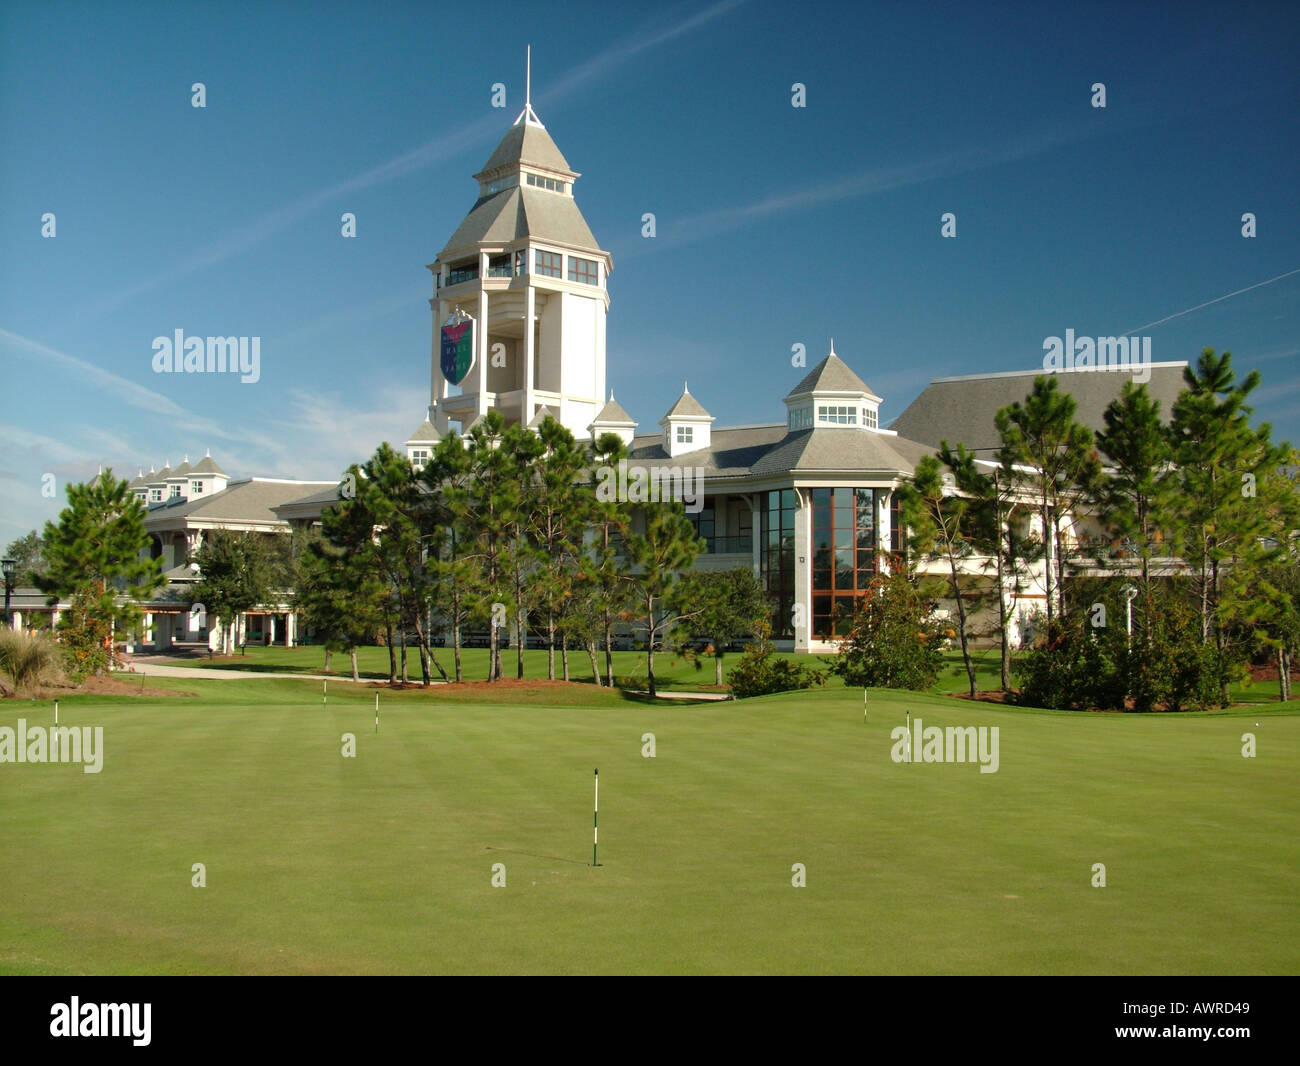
top-left (116, 661), bottom-right (732, 699)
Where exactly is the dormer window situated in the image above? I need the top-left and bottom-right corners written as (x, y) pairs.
top-left (863, 406), bottom-right (878, 429)
top-left (484, 175), bottom-right (517, 195)
top-left (817, 404), bottom-right (857, 425)
top-left (169, 484), bottom-right (182, 498)
top-left (191, 480), bottom-right (204, 495)
top-left (676, 426), bottom-right (694, 445)
top-left (149, 488), bottom-right (162, 502)
top-left (410, 449), bottom-right (430, 470)
top-left (526, 173), bottom-right (568, 194)
top-left (788, 406), bottom-right (813, 431)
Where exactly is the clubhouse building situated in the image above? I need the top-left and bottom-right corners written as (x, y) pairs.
top-left (9, 96), bottom-right (1186, 654)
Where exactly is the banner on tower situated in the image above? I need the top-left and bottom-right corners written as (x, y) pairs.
top-left (440, 316), bottom-right (475, 386)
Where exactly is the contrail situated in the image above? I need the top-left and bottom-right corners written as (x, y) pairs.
top-left (1123, 267), bottom-right (1300, 335)
top-left (88, 1), bottom-right (749, 317)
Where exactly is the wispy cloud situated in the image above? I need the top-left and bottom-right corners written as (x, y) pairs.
top-left (86, 0), bottom-right (751, 318)
top-left (611, 121), bottom-right (1119, 260)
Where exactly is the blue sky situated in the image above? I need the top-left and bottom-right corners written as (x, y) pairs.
top-left (2, 0), bottom-right (1298, 546)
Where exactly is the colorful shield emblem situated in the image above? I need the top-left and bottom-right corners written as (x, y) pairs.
top-left (440, 319), bottom-right (475, 385)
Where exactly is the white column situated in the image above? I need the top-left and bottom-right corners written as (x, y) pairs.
top-left (877, 488), bottom-right (892, 576)
top-left (476, 253), bottom-right (490, 417)
top-left (270, 614), bottom-right (278, 645)
top-left (286, 612), bottom-right (296, 649)
top-left (794, 487), bottom-right (810, 653)
top-left (524, 283), bottom-right (536, 426)
top-left (749, 495), bottom-right (761, 578)
top-left (10, 610), bottom-right (21, 631)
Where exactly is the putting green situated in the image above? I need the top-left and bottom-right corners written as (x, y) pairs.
top-left (1, 677), bottom-right (1295, 974)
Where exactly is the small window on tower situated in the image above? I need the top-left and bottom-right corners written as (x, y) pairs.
top-left (676, 426), bottom-right (694, 444)
top-left (568, 257), bottom-right (598, 285)
top-left (191, 480), bottom-right (203, 495)
top-left (535, 250), bottom-right (562, 278)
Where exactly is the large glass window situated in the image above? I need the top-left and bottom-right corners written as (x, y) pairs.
top-left (760, 489), bottom-right (797, 638)
top-left (488, 254), bottom-right (512, 278)
top-left (688, 502), bottom-right (714, 550)
top-left (535, 250), bottom-right (562, 277)
top-left (811, 487), bottom-right (880, 638)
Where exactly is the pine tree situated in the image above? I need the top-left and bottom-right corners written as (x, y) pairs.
top-left (674, 566), bottom-right (770, 687)
top-left (188, 529), bottom-right (279, 654)
top-left (36, 469), bottom-right (165, 673)
top-left (587, 432), bottom-right (634, 687)
top-left (1094, 380), bottom-right (1175, 595)
top-left (896, 454), bottom-right (981, 697)
top-left (528, 416), bottom-right (592, 680)
top-left (625, 501), bottom-right (706, 698)
top-left (995, 376), bottom-right (1102, 623)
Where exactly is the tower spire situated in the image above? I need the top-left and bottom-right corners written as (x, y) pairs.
top-left (513, 45), bottom-right (545, 128)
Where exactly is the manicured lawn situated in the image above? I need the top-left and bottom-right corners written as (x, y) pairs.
top-left (1, 676), bottom-right (1295, 974)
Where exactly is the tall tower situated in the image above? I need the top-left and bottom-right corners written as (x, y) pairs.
top-left (424, 52), bottom-right (611, 440)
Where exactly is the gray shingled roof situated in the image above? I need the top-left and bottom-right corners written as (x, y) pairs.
top-left (169, 460), bottom-right (192, 477)
top-left (783, 353), bottom-right (879, 401)
top-left (440, 185), bottom-right (601, 258)
top-left (191, 454), bottom-right (226, 475)
top-left (661, 387), bottom-right (712, 421)
top-left (477, 122), bottom-right (575, 178)
top-left (629, 424), bottom-right (788, 475)
top-left (748, 429), bottom-right (929, 477)
top-left (144, 478), bottom-right (335, 524)
top-left (527, 405), bottom-right (559, 429)
top-left (888, 363), bottom-right (1189, 454)
top-left (591, 395), bottom-right (636, 426)
top-left (405, 419), bottom-right (441, 444)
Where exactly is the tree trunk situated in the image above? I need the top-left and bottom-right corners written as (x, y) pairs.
top-left (400, 630), bottom-right (409, 683)
top-left (386, 620), bottom-right (397, 683)
top-left (947, 548), bottom-right (977, 698)
top-left (451, 590), bottom-right (463, 683)
top-left (586, 639), bottom-right (601, 685)
top-left (350, 646), bottom-right (359, 683)
top-left (413, 615), bottom-right (446, 683)
top-left (547, 615), bottom-right (556, 680)
top-left (324, 648), bottom-right (331, 672)
top-left (997, 535), bottom-right (1011, 691)
top-left (603, 610), bottom-right (615, 688)
top-left (1278, 646), bottom-right (1287, 703)
top-left (646, 596), bottom-right (657, 698)
top-left (561, 636), bottom-right (570, 682)
top-left (715, 648), bottom-right (724, 687)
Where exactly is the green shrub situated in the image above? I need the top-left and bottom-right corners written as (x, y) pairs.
top-left (831, 571), bottom-right (945, 691)
top-left (728, 622), bottom-right (825, 699)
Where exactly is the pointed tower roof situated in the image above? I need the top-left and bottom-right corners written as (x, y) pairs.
top-left (191, 452), bottom-right (226, 476)
top-left (591, 392), bottom-right (637, 427)
top-left (477, 124), bottom-right (576, 181)
top-left (783, 346), bottom-right (880, 402)
top-left (130, 470), bottom-right (146, 488)
top-left (155, 463), bottom-right (173, 480)
top-left (527, 405), bottom-right (560, 429)
top-left (169, 459), bottom-right (193, 478)
top-left (662, 382), bottom-right (712, 421)
top-left (405, 419), bottom-right (441, 445)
